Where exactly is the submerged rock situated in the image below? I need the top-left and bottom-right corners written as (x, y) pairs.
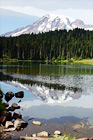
top-left (32, 121), bottom-right (41, 126)
top-left (14, 119), bottom-right (28, 130)
top-left (5, 92), bottom-right (14, 102)
top-left (15, 91), bottom-right (24, 98)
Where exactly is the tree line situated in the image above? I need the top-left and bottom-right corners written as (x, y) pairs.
top-left (0, 28), bottom-right (93, 60)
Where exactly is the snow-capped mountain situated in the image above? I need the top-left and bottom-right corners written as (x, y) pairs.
top-left (2, 14), bottom-right (93, 37)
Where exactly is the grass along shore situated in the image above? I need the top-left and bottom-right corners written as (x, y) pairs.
top-left (71, 59), bottom-right (93, 66)
top-left (0, 58), bottom-right (93, 65)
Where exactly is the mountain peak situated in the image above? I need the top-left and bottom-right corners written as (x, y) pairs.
top-left (2, 14), bottom-right (93, 37)
top-left (42, 14), bottom-right (75, 22)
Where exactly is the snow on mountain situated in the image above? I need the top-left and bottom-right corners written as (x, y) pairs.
top-left (2, 14), bottom-right (93, 37)
top-left (6, 80), bottom-right (76, 104)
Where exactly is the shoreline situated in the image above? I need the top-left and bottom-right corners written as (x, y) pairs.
top-left (0, 59), bottom-right (93, 66)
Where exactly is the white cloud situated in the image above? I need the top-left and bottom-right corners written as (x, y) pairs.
top-left (0, 0), bottom-right (93, 9)
top-left (0, 6), bottom-right (47, 17)
top-left (0, 6), bottom-right (93, 24)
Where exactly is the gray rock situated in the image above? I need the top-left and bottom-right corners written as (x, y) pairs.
top-left (36, 131), bottom-right (49, 137)
top-left (54, 130), bottom-right (61, 135)
top-left (7, 103), bottom-right (20, 112)
top-left (3, 127), bottom-right (15, 132)
top-left (32, 133), bottom-right (37, 137)
top-left (32, 121), bottom-right (41, 126)
top-left (14, 119), bottom-right (28, 130)
top-left (5, 121), bottom-right (14, 128)
top-left (11, 103), bottom-right (20, 109)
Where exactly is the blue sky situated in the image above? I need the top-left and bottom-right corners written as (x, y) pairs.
top-left (0, 0), bottom-right (93, 34)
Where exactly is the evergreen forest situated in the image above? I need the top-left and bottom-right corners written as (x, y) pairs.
top-left (0, 28), bottom-right (93, 60)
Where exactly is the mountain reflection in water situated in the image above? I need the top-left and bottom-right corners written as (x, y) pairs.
top-left (0, 62), bottom-right (93, 120)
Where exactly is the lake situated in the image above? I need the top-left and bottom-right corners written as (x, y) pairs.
top-left (0, 62), bottom-right (93, 124)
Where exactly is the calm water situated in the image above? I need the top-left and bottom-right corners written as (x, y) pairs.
top-left (0, 62), bottom-right (93, 122)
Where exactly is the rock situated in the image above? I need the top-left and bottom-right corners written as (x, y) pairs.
top-left (7, 107), bottom-right (15, 112)
top-left (0, 111), bottom-right (12, 125)
top-left (7, 103), bottom-right (20, 112)
top-left (14, 119), bottom-right (28, 130)
top-left (5, 121), bottom-right (14, 128)
top-left (13, 112), bottom-right (22, 120)
top-left (3, 127), bottom-right (15, 132)
top-left (54, 130), bottom-right (61, 135)
top-left (4, 103), bottom-right (9, 108)
top-left (15, 91), bottom-right (24, 98)
top-left (32, 133), bottom-right (37, 137)
top-left (36, 131), bottom-right (49, 137)
top-left (11, 103), bottom-right (20, 109)
top-left (5, 92), bottom-right (14, 102)
top-left (32, 121), bottom-right (41, 126)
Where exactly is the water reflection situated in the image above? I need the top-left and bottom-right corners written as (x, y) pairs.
top-left (0, 62), bottom-right (93, 121)
top-left (0, 62), bottom-right (93, 75)
top-left (0, 74), bottom-right (93, 104)
top-left (0, 62), bottom-right (93, 104)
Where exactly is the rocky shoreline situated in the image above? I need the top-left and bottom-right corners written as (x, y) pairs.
top-left (0, 91), bottom-right (93, 140)
top-left (0, 91), bottom-right (28, 140)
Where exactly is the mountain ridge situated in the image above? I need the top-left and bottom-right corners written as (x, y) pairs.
top-left (2, 14), bottom-right (93, 37)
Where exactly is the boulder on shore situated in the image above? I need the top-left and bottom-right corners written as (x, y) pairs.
top-left (14, 119), bottom-right (28, 130)
top-left (32, 131), bottom-right (49, 138)
top-left (15, 91), bottom-right (24, 98)
top-left (3, 127), bottom-right (15, 132)
top-left (7, 106), bottom-right (15, 112)
top-left (5, 92), bottom-right (14, 102)
top-left (0, 111), bottom-right (12, 125)
top-left (7, 103), bottom-right (20, 112)
top-left (5, 121), bottom-right (14, 128)
top-left (32, 121), bottom-right (41, 126)
top-left (54, 130), bottom-right (61, 135)
top-left (13, 112), bottom-right (22, 120)
top-left (4, 103), bottom-right (9, 108)
top-left (11, 103), bottom-right (20, 109)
